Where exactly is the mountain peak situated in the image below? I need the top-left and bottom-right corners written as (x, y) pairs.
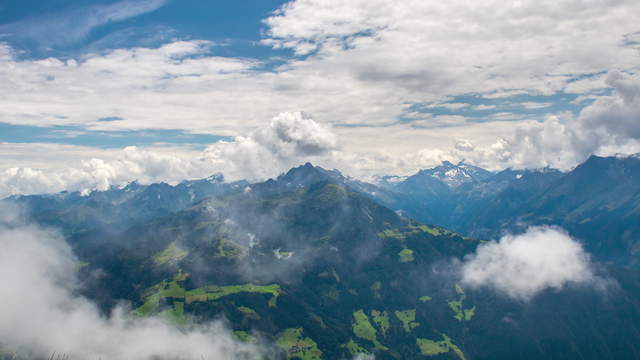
top-left (400, 161), bottom-right (494, 190)
top-left (275, 163), bottom-right (345, 189)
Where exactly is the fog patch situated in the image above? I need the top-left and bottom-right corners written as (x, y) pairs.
top-left (0, 202), bottom-right (261, 360)
top-left (461, 226), bottom-right (598, 301)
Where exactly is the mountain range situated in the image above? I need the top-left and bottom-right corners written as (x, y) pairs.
top-left (4, 154), bottom-right (640, 359)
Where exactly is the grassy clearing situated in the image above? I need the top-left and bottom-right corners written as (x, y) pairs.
top-left (371, 310), bottom-right (390, 336)
top-left (159, 301), bottom-right (187, 325)
top-left (238, 306), bottom-right (260, 319)
top-left (276, 328), bottom-right (323, 360)
top-left (216, 239), bottom-right (247, 259)
top-left (417, 334), bottom-right (466, 360)
top-left (398, 248), bottom-right (415, 263)
top-left (419, 296), bottom-right (432, 302)
top-left (448, 285), bottom-right (475, 321)
top-left (133, 272), bottom-right (280, 317)
top-left (153, 241), bottom-right (188, 265)
top-left (417, 338), bottom-right (449, 356)
top-left (234, 331), bottom-right (256, 343)
top-left (352, 310), bottom-right (388, 351)
top-left (395, 309), bottom-right (419, 332)
top-left (378, 228), bottom-right (406, 240)
top-left (343, 339), bottom-right (370, 357)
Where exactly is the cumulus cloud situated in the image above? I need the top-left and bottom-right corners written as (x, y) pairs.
top-left (0, 112), bottom-right (339, 197)
top-left (451, 71), bottom-right (640, 170)
top-left (0, 202), bottom-right (260, 359)
top-left (0, 70), bottom-right (638, 196)
top-left (461, 226), bottom-right (596, 300)
top-left (202, 112), bottom-right (338, 180)
top-left (0, 146), bottom-right (210, 197)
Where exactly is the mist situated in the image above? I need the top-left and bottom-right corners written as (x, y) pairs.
top-left (460, 226), bottom-right (599, 301)
top-left (0, 202), bottom-right (261, 360)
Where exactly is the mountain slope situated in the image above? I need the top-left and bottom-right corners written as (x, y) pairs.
top-left (10, 163), bottom-right (638, 360)
top-left (8, 175), bottom-right (248, 236)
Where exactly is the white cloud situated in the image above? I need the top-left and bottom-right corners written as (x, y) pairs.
top-left (0, 112), bottom-right (339, 197)
top-left (0, 145), bottom-right (211, 197)
top-left (581, 70), bottom-right (640, 139)
top-left (0, 202), bottom-right (260, 359)
top-left (1, 0), bottom-right (638, 134)
top-left (1, 71), bottom-right (639, 196)
top-left (2, 70), bottom-right (639, 196)
top-left (454, 71), bottom-right (640, 170)
top-left (0, 1), bottom-right (638, 180)
top-left (427, 102), bottom-right (470, 110)
top-left (564, 74), bottom-right (608, 94)
top-left (461, 226), bottom-right (596, 300)
top-left (201, 111), bottom-right (338, 180)
top-left (473, 104), bottom-right (497, 111)
top-left (265, 0), bottom-right (640, 97)
top-left (521, 102), bottom-right (552, 110)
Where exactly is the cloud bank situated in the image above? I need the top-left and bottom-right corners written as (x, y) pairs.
top-left (0, 112), bottom-right (339, 197)
top-left (449, 71), bottom-right (640, 170)
top-left (461, 226), bottom-right (596, 300)
top-left (2, 72), bottom-right (640, 198)
top-left (0, 202), bottom-right (260, 359)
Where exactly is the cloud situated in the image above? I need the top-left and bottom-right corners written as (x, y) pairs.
top-left (473, 104), bottom-right (497, 111)
top-left (202, 112), bottom-right (338, 181)
top-left (0, 202), bottom-right (260, 359)
top-left (0, 0), bottom-right (637, 179)
top-left (0, 71), bottom-right (638, 196)
top-left (427, 103), bottom-right (470, 110)
top-left (460, 226), bottom-right (596, 300)
top-left (452, 71), bottom-right (640, 170)
top-left (521, 102), bottom-right (552, 110)
top-left (265, 0), bottom-right (640, 97)
top-left (581, 70), bottom-right (640, 139)
top-left (1, 0), bottom-right (638, 133)
top-left (0, 145), bottom-right (210, 197)
top-left (0, 0), bottom-right (168, 49)
top-left (0, 112), bottom-right (339, 197)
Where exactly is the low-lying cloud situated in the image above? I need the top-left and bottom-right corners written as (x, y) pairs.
top-left (0, 202), bottom-right (260, 359)
top-left (460, 226), bottom-right (597, 300)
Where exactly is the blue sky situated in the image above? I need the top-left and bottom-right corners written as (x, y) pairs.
top-left (0, 0), bottom-right (288, 58)
top-left (0, 0), bottom-right (639, 195)
top-left (0, 0), bottom-right (290, 147)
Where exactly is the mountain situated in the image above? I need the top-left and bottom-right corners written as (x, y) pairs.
top-left (9, 174), bottom-right (248, 237)
top-left (375, 155), bottom-right (640, 266)
top-left (393, 161), bottom-right (493, 194)
top-left (510, 155), bottom-right (640, 265)
top-left (6, 162), bottom-right (640, 359)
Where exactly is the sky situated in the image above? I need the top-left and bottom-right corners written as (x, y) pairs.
top-left (1, 0), bottom-right (640, 196)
